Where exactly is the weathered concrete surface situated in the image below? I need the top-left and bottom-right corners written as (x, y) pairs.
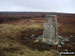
top-left (42, 15), bottom-right (59, 45)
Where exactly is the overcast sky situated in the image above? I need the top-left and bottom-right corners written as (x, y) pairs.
top-left (0, 0), bottom-right (75, 13)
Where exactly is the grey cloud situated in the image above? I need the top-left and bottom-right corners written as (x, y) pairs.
top-left (0, 0), bottom-right (75, 13)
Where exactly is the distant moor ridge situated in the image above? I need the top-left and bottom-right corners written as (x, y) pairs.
top-left (0, 12), bottom-right (75, 24)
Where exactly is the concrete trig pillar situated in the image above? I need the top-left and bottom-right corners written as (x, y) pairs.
top-left (42, 15), bottom-right (59, 45)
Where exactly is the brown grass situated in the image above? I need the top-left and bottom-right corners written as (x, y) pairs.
top-left (0, 23), bottom-right (59, 56)
top-left (0, 19), bottom-right (75, 56)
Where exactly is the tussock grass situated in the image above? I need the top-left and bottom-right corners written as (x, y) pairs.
top-left (0, 23), bottom-right (59, 56)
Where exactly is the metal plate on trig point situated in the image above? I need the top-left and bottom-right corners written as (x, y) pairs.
top-left (42, 15), bottom-right (59, 45)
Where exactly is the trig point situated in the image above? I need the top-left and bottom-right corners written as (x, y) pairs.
top-left (42, 15), bottom-right (59, 45)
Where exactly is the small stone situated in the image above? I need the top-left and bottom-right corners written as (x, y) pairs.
top-left (31, 34), bottom-right (35, 38)
top-left (61, 42), bottom-right (64, 45)
top-left (42, 38), bottom-right (47, 42)
top-left (34, 39), bottom-right (39, 42)
top-left (58, 45), bottom-right (62, 47)
top-left (70, 35), bottom-right (74, 37)
top-left (58, 36), bottom-right (62, 39)
top-left (65, 49), bottom-right (68, 51)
